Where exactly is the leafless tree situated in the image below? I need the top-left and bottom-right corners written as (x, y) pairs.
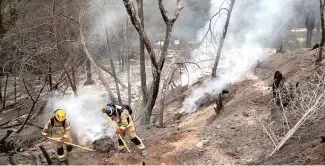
top-left (305, 12), bottom-right (316, 48)
top-left (84, 59), bottom-right (94, 85)
top-left (124, 18), bottom-right (132, 106)
top-left (16, 77), bottom-right (46, 133)
top-left (105, 28), bottom-right (122, 104)
top-left (136, 0), bottom-right (148, 106)
top-left (211, 0), bottom-right (235, 77)
top-left (316, 0), bottom-right (325, 64)
top-left (79, 12), bottom-right (118, 103)
top-left (123, 0), bottom-right (184, 124)
top-left (49, 0), bottom-right (78, 96)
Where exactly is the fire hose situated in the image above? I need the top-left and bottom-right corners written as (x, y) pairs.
top-left (100, 104), bottom-right (131, 153)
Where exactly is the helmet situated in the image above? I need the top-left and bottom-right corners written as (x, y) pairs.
top-left (55, 109), bottom-right (66, 122)
top-left (105, 105), bottom-right (116, 117)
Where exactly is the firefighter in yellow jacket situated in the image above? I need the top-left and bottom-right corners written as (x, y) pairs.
top-left (42, 109), bottom-right (73, 162)
top-left (102, 104), bottom-right (147, 159)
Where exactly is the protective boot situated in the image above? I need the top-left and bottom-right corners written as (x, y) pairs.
top-left (57, 147), bottom-right (66, 162)
top-left (66, 145), bottom-right (73, 157)
top-left (118, 139), bottom-right (126, 153)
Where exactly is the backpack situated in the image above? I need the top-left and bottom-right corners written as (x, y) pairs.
top-left (50, 117), bottom-right (66, 128)
top-left (121, 105), bottom-right (133, 115)
top-left (107, 104), bottom-right (133, 116)
top-left (108, 104), bottom-right (133, 124)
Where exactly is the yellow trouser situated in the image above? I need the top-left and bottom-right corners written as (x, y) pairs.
top-left (118, 123), bottom-right (145, 150)
top-left (53, 135), bottom-right (73, 161)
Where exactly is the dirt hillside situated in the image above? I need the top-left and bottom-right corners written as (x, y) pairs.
top-left (1, 48), bottom-right (325, 165)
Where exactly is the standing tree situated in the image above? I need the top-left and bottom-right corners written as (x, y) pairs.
top-left (122, 0), bottom-right (184, 124)
top-left (211, 0), bottom-right (235, 78)
top-left (136, 0), bottom-right (149, 106)
top-left (84, 59), bottom-right (95, 85)
top-left (124, 18), bottom-right (132, 106)
top-left (305, 12), bottom-right (316, 48)
top-left (317, 0), bottom-right (325, 64)
top-left (77, 3), bottom-right (118, 103)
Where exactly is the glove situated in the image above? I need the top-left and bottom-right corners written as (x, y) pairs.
top-left (61, 137), bottom-right (69, 143)
top-left (43, 135), bottom-right (48, 140)
top-left (115, 129), bottom-right (123, 135)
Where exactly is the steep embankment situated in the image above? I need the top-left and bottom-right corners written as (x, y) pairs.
top-left (2, 48), bottom-right (325, 165)
top-left (129, 48), bottom-right (325, 165)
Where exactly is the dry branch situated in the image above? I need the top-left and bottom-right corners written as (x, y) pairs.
top-left (16, 79), bottom-right (46, 133)
top-left (269, 94), bottom-right (324, 157)
top-left (255, 116), bottom-right (277, 147)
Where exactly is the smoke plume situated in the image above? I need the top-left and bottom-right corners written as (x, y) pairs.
top-left (44, 86), bottom-right (115, 145)
top-left (180, 0), bottom-right (301, 113)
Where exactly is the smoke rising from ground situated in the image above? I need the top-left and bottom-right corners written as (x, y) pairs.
top-left (180, 0), bottom-right (299, 113)
top-left (45, 87), bottom-right (115, 145)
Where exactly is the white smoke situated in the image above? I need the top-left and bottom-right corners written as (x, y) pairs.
top-left (180, 0), bottom-right (297, 113)
top-left (47, 86), bottom-right (115, 145)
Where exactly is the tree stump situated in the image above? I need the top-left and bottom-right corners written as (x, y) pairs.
top-left (92, 137), bottom-right (115, 153)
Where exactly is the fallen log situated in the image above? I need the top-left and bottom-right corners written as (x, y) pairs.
top-left (0, 117), bottom-right (19, 127)
top-left (16, 119), bottom-right (43, 129)
top-left (0, 130), bottom-right (14, 143)
top-left (39, 145), bottom-right (53, 165)
top-left (8, 156), bottom-right (17, 165)
top-left (1, 123), bottom-right (21, 129)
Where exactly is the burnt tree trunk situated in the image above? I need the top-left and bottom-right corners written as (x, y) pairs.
top-left (52, 0), bottom-right (77, 97)
top-left (306, 27), bottom-right (313, 48)
top-left (48, 62), bottom-right (53, 90)
top-left (84, 59), bottom-right (94, 85)
top-left (317, 0), bottom-right (325, 64)
top-left (118, 54), bottom-right (122, 72)
top-left (105, 29), bottom-right (122, 104)
top-left (211, 0), bottom-right (235, 77)
top-left (16, 79), bottom-right (46, 133)
top-left (0, 75), bottom-right (2, 103)
top-left (39, 145), bottom-right (53, 165)
top-left (0, 0), bottom-right (6, 37)
top-left (122, 52), bottom-right (125, 72)
top-left (14, 77), bottom-right (16, 103)
top-left (305, 12), bottom-right (316, 48)
top-left (123, 0), bottom-right (183, 124)
top-left (79, 17), bottom-right (117, 104)
top-left (126, 19), bottom-right (132, 106)
top-left (2, 74), bottom-right (8, 109)
top-left (72, 68), bottom-right (77, 88)
top-left (158, 64), bottom-right (177, 127)
top-left (137, 0), bottom-right (149, 105)
top-left (127, 52), bottom-right (131, 106)
top-left (213, 93), bottom-right (223, 114)
top-left (8, 156), bottom-right (17, 165)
